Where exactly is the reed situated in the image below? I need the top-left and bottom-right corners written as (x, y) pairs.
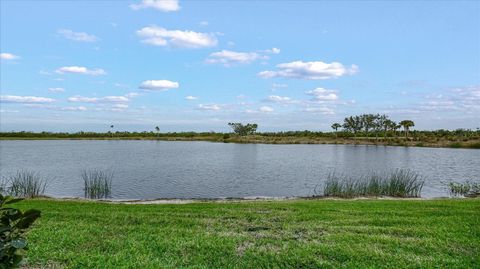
top-left (82, 170), bottom-right (113, 199)
top-left (320, 169), bottom-right (424, 198)
top-left (448, 181), bottom-right (480, 197)
top-left (7, 170), bottom-right (47, 198)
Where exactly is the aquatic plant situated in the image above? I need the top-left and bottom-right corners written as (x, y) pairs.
top-left (319, 169), bottom-right (424, 198)
top-left (448, 181), bottom-right (480, 197)
top-left (82, 170), bottom-right (113, 199)
top-left (7, 170), bottom-right (47, 198)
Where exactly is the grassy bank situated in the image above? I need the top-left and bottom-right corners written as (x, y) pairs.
top-left (15, 198), bottom-right (480, 268)
top-left (1, 135), bottom-right (480, 149)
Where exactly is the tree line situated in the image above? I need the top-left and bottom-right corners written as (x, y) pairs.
top-left (332, 114), bottom-right (415, 139)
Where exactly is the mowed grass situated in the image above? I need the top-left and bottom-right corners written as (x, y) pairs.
top-left (15, 199), bottom-right (480, 268)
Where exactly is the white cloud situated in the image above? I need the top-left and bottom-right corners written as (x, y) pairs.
top-left (265, 47), bottom-right (280, 54)
top-left (56, 66), bottom-right (106, 76)
top-left (259, 106), bottom-right (274, 113)
top-left (137, 26), bottom-right (217, 48)
top-left (139, 80), bottom-right (179, 91)
top-left (199, 21), bottom-right (209, 27)
top-left (110, 104), bottom-right (129, 111)
top-left (185, 95), bottom-right (198, 100)
top-left (206, 50), bottom-right (265, 66)
top-left (130, 0), bottom-right (180, 12)
top-left (259, 61), bottom-right (358, 80)
top-left (206, 48), bottom-right (280, 66)
top-left (125, 92), bottom-right (141, 98)
top-left (305, 87), bottom-right (339, 101)
top-left (60, 106), bottom-right (87, 111)
top-left (67, 95), bottom-right (129, 103)
top-left (197, 104), bottom-right (222, 111)
top-left (0, 53), bottom-right (19, 60)
top-left (0, 95), bottom-right (55, 103)
top-left (265, 95), bottom-right (292, 103)
top-left (303, 106), bottom-right (335, 115)
top-left (24, 104), bottom-right (88, 111)
top-left (58, 29), bottom-right (98, 42)
top-left (272, 83), bottom-right (288, 89)
top-left (48, 87), bottom-right (65, 93)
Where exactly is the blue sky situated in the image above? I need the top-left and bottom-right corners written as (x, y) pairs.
top-left (1, 0), bottom-right (479, 132)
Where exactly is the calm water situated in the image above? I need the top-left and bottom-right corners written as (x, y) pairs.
top-left (0, 140), bottom-right (479, 199)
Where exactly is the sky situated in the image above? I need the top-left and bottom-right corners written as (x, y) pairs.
top-left (1, 0), bottom-right (479, 132)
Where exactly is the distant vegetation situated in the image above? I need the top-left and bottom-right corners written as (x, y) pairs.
top-left (316, 169), bottom-right (424, 198)
top-left (1, 114), bottom-right (479, 148)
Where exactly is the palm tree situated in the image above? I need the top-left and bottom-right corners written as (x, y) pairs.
top-left (110, 125), bottom-right (114, 138)
top-left (383, 119), bottom-right (395, 140)
top-left (155, 126), bottom-right (160, 139)
top-left (399, 120), bottom-right (415, 139)
top-left (331, 123), bottom-right (341, 138)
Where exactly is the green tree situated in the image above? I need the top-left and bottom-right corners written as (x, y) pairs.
top-left (343, 116), bottom-right (362, 141)
top-left (383, 119), bottom-right (395, 140)
top-left (155, 126), bottom-right (160, 139)
top-left (331, 123), bottom-right (342, 138)
top-left (228, 123), bottom-right (258, 136)
top-left (399, 120), bottom-right (415, 139)
top-left (360, 114), bottom-right (376, 136)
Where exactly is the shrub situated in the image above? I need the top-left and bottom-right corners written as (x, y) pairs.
top-left (82, 170), bottom-right (113, 199)
top-left (0, 194), bottom-right (41, 268)
top-left (7, 171), bottom-right (47, 198)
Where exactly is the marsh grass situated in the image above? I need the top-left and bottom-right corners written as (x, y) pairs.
top-left (7, 170), bottom-right (47, 198)
top-left (82, 169), bottom-right (113, 199)
top-left (448, 181), bottom-right (480, 197)
top-left (319, 169), bottom-right (424, 198)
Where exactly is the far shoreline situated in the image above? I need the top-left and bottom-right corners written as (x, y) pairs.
top-left (1, 136), bottom-right (479, 149)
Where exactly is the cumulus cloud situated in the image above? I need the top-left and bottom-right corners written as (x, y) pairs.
top-left (59, 106), bottom-right (87, 111)
top-left (137, 26), bottom-right (217, 48)
top-left (259, 106), bottom-right (274, 113)
top-left (197, 104), bottom-right (222, 111)
top-left (305, 88), bottom-right (339, 101)
top-left (303, 106), bottom-right (335, 115)
top-left (185, 95), bottom-right (198, 100)
top-left (130, 0), bottom-right (180, 12)
top-left (48, 87), bottom-right (65, 93)
top-left (56, 66), bottom-right (106, 76)
top-left (206, 47), bottom-right (280, 66)
top-left (1, 95), bottom-right (55, 104)
top-left (259, 61), bottom-right (358, 80)
top-left (264, 48), bottom-right (280, 54)
top-left (125, 92), bottom-right (141, 98)
top-left (139, 80), bottom-right (179, 91)
top-left (265, 95), bottom-right (292, 103)
top-left (0, 53), bottom-right (19, 60)
top-left (25, 104), bottom-right (88, 111)
top-left (206, 50), bottom-right (263, 66)
top-left (58, 29), bottom-right (98, 42)
top-left (420, 85), bottom-right (480, 112)
top-left (67, 95), bottom-right (129, 103)
top-left (0, 95), bottom-right (55, 104)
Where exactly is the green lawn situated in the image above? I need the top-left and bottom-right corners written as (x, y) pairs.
top-left (15, 199), bottom-right (480, 268)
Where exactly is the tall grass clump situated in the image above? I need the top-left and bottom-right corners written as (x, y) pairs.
top-left (448, 181), bottom-right (480, 197)
top-left (320, 169), bottom-right (424, 198)
top-left (82, 169), bottom-right (113, 199)
top-left (7, 170), bottom-right (47, 198)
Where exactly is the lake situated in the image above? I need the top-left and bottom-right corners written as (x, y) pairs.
top-left (0, 140), bottom-right (479, 199)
